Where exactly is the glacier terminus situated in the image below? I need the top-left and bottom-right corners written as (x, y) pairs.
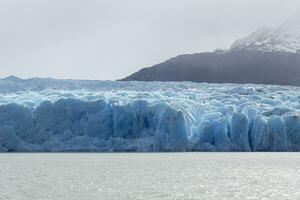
top-left (1, 76), bottom-right (300, 152)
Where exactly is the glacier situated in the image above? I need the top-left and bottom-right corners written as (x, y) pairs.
top-left (1, 77), bottom-right (300, 151)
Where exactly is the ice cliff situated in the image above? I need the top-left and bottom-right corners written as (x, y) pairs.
top-left (1, 77), bottom-right (300, 151)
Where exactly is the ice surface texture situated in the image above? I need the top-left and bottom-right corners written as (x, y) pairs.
top-left (1, 77), bottom-right (300, 151)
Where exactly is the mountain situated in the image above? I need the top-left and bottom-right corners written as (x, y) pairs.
top-left (122, 13), bottom-right (300, 86)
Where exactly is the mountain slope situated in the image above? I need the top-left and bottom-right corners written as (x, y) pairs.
top-left (122, 14), bottom-right (300, 86)
top-left (123, 50), bottom-right (300, 85)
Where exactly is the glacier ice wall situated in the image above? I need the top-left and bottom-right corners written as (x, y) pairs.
top-left (1, 77), bottom-right (300, 151)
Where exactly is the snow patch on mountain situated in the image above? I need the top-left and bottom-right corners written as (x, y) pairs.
top-left (231, 13), bottom-right (300, 53)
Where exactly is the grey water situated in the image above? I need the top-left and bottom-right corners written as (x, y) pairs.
top-left (0, 153), bottom-right (300, 200)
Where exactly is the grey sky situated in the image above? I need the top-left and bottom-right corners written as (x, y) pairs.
top-left (0, 0), bottom-right (299, 80)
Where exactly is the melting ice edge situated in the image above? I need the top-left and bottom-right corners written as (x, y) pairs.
top-left (1, 78), bottom-right (300, 152)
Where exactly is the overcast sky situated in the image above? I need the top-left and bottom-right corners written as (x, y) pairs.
top-left (0, 0), bottom-right (299, 80)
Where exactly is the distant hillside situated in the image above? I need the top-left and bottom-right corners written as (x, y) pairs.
top-left (122, 50), bottom-right (300, 86)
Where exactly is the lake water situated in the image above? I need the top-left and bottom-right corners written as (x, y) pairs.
top-left (0, 153), bottom-right (300, 200)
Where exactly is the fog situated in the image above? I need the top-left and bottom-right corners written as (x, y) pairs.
top-left (0, 0), bottom-right (299, 80)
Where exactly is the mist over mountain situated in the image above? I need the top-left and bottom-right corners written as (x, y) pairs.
top-left (122, 13), bottom-right (300, 86)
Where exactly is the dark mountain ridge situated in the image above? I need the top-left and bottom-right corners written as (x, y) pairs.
top-left (122, 50), bottom-right (300, 86)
